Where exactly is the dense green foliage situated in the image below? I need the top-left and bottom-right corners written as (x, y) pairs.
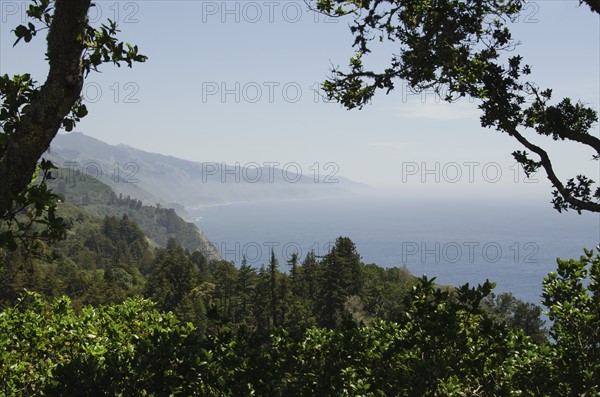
top-left (542, 248), bottom-right (600, 395)
top-left (1, 247), bottom-right (598, 396)
top-left (0, 293), bottom-right (193, 396)
top-left (0, 161), bottom-right (67, 255)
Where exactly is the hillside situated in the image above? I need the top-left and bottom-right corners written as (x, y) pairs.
top-left (47, 169), bottom-right (220, 261)
top-left (45, 132), bottom-right (368, 208)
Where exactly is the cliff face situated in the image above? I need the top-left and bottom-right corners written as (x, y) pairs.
top-left (193, 227), bottom-right (220, 262)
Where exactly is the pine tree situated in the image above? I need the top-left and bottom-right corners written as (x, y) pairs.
top-left (211, 260), bottom-right (238, 324)
top-left (318, 237), bottom-right (363, 328)
top-left (253, 265), bottom-right (271, 333)
top-left (144, 239), bottom-right (196, 312)
top-left (236, 255), bottom-right (256, 326)
top-left (297, 250), bottom-right (322, 320)
top-left (269, 250), bottom-right (279, 327)
top-left (191, 251), bottom-right (208, 279)
top-left (287, 252), bottom-right (299, 296)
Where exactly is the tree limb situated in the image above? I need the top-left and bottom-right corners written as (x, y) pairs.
top-left (0, 0), bottom-right (91, 218)
top-left (581, 0), bottom-right (600, 15)
top-left (559, 129), bottom-right (600, 157)
top-left (509, 128), bottom-right (600, 213)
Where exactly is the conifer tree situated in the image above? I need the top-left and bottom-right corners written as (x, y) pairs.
top-left (287, 252), bottom-right (299, 296)
top-left (319, 237), bottom-right (363, 328)
top-left (236, 255), bottom-right (256, 326)
top-left (269, 250), bottom-right (279, 327)
top-left (144, 239), bottom-right (196, 313)
top-left (253, 265), bottom-right (271, 333)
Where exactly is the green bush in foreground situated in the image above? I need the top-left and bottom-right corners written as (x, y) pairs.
top-left (1, 248), bottom-right (598, 396)
top-left (0, 293), bottom-right (208, 396)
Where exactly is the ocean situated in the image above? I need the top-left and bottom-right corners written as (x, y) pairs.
top-left (191, 195), bottom-right (600, 306)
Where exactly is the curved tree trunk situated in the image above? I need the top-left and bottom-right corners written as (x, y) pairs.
top-left (0, 0), bottom-right (91, 217)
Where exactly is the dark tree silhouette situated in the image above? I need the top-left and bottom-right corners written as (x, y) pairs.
top-left (313, 0), bottom-right (600, 213)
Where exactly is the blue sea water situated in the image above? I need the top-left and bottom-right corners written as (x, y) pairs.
top-left (191, 195), bottom-right (600, 306)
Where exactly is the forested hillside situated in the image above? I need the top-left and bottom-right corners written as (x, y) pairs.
top-left (47, 169), bottom-right (219, 260)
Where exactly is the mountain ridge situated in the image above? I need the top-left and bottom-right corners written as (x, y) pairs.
top-left (46, 132), bottom-right (368, 210)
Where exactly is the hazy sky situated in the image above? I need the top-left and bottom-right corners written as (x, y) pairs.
top-left (1, 1), bottom-right (599, 204)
